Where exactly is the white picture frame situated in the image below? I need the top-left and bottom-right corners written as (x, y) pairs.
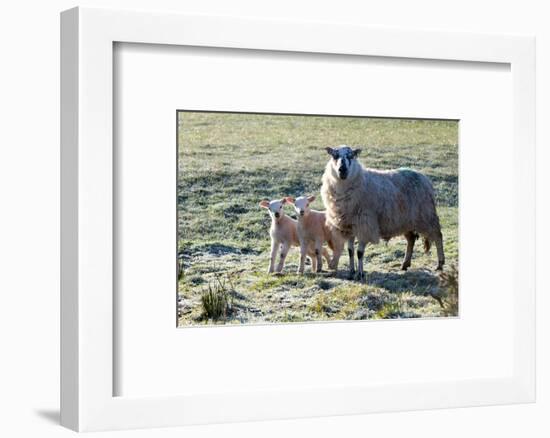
top-left (60, 7), bottom-right (535, 432)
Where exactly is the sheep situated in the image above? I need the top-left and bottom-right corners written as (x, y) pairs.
top-left (259, 198), bottom-right (329, 274)
top-left (320, 145), bottom-right (445, 281)
top-left (285, 195), bottom-right (340, 274)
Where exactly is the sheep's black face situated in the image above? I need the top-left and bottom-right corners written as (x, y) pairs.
top-left (338, 159), bottom-right (349, 179)
top-left (325, 145), bottom-right (362, 180)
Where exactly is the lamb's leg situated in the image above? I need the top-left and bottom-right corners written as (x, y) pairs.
top-left (434, 231), bottom-right (445, 271)
top-left (297, 241), bottom-right (307, 274)
top-left (322, 247), bottom-right (331, 267)
top-left (276, 242), bottom-right (290, 273)
top-left (314, 240), bottom-right (323, 273)
top-left (267, 239), bottom-right (279, 274)
top-left (401, 231), bottom-right (416, 271)
top-left (347, 237), bottom-right (356, 279)
top-left (311, 253), bottom-right (317, 273)
top-left (356, 241), bottom-right (367, 283)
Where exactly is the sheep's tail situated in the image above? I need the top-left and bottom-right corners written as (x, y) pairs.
top-left (412, 232), bottom-right (430, 253)
top-left (423, 237), bottom-right (431, 254)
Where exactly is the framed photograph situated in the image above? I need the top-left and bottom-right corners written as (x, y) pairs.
top-left (61, 7), bottom-right (535, 432)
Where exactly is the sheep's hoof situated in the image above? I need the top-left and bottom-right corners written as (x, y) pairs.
top-left (347, 270), bottom-right (356, 280)
top-left (355, 272), bottom-right (366, 283)
top-left (435, 264), bottom-right (444, 271)
top-left (400, 263), bottom-right (410, 271)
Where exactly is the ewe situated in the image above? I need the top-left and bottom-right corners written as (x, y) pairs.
top-left (259, 198), bottom-right (329, 274)
top-left (320, 145), bottom-right (445, 281)
top-left (285, 195), bottom-right (339, 274)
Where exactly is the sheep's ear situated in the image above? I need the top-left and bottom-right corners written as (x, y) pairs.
top-left (284, 196), bottom-right (295, 204)
top-left (325, 147), bottom-right (335, 156)
top-left (352, 148), bottom-right (362, 158)
top-left (307, 195), bottom-right (316, 204)
top-left (259, 200), bottom-right (269, 209)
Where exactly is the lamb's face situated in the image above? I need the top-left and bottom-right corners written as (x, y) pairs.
top-left (325, 145), bottom-right (362, 180)
top-left (291, 195), bottom-right (315, 218)
top-left (259, 198), bottom-right (287, 219)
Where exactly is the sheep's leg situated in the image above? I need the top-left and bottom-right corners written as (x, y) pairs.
top-left (276, 242), bottom-right (290, 273)
top-left (314, 240), bottom-right (323, 273)
top-left (297, 241), bottom-right (308, 274)
top-left (268, 239), bottom-right (279, 274)
top-left (401, 231), bottom-right (416, 271)
top-left (347, 238), bottom-right (356, 279)
top-left (328, 240), bottom-right (343, 271)
top-left (434, 231), bottom-right (445, 271)
top-left (356, 241), bottom-right (367, 283)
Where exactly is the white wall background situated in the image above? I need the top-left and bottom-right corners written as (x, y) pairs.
top-left (0, 1), bottom-right (547, 437)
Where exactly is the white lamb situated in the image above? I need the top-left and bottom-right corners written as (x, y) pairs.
top-left (259, 198), bottom-right (329, 274)
top-left (285, 195), bottom-right (339, 274)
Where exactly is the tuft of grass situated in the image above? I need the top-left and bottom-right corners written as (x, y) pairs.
top-left (438, 264), bottom-right (459, 317)
top-left (309, 284), bottom-right (368, 319)
top-left (309, 293), bottom-right (333, 315)
top-left (200, 273), bottom-right (235, 321)
top-left (375, 299), bottom-right (403, 319)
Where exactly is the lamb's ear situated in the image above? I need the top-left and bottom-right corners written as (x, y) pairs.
top-left (352, 148), bottom-right (362, 158)
top-left (325, 147), bottom-right (335, 156)
top-left (284, 196), bottom-right (295, 204)
top-left (259, 200), bottom-right (269, 209)
top-left (307, 195), bottom-right (316, 204)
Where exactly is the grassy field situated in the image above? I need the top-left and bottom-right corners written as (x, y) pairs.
top-left (177, 112), bottom-right (458, 326)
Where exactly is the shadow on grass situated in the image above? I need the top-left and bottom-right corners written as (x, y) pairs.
top-left (367, 269), bottom-right (440, 295)
top-left (178, 169), bottom-right (323, 204)
top-left (180, 242), bottom-right (261, 256)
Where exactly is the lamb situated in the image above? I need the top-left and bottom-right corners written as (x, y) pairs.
top-left (259, 198), bottom-right (330, 274)
top-left (285, 195), bottom-right (341, 274)
top-left (320, 145), bottom-right (445, 281)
